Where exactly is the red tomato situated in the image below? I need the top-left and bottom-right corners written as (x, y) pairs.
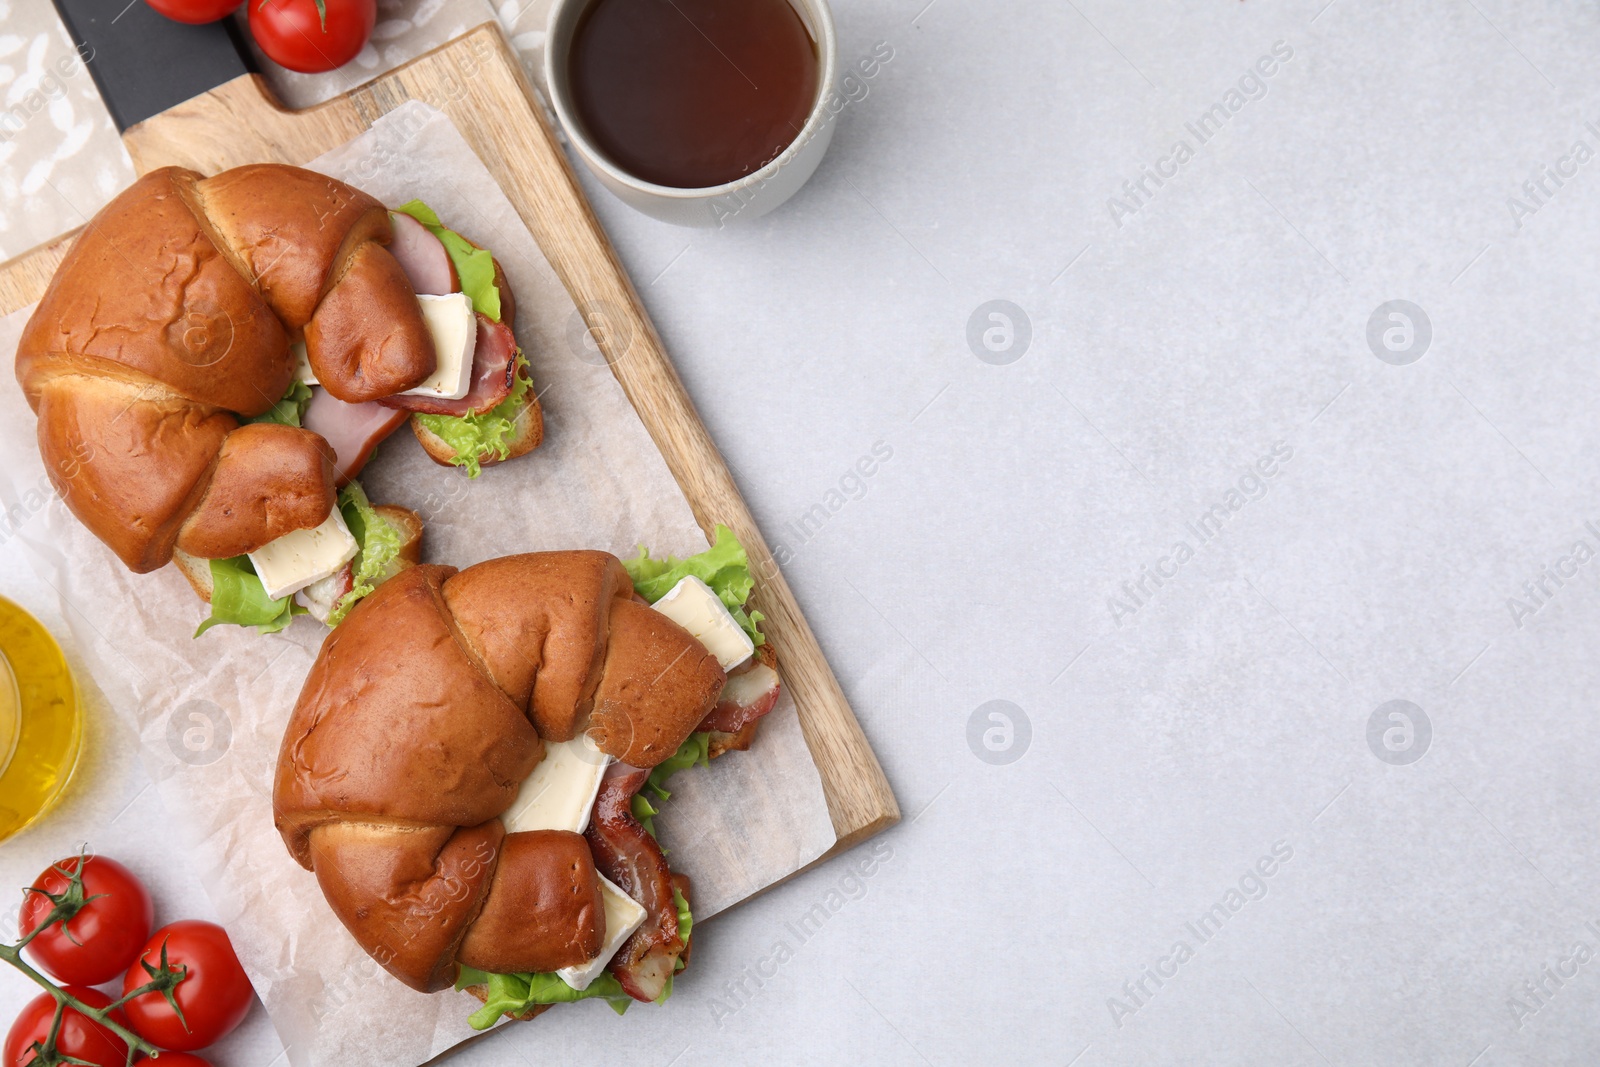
top-left (121, 921), bottom-right (253, 1052)
top-left (20, 855), bottom-right (153, 986)
top-left (249, 0), bottom-right (376, 74)
top-left (3, 987), bottom-right (129, 1067)
top-left (143, 0), bottom-right (245, 23)
top-left (142, 1055), bottom-right (212, 1067)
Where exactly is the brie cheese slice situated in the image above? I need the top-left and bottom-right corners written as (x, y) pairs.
top-left (247, 508), bottom-right (358, 601)
top-left (401, 292), bottom-right (476, 400)
top-left (291, 340), bottom-right (318, 386)
top-left (502, 733), bottom-right (611, 835)
top-left (556, 875), bottom-right (647, 992)
top-left (651, 575), bottom-right (754, 670)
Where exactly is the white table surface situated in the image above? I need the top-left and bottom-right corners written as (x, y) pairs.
top-left (6, 1), bottom-right (1600, 1064)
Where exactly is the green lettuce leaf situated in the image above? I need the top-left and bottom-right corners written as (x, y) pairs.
top-left (328, 481), bottom-right (403, 626)
top-left (632, 732), bottom-right (711, 846)
top-left (413, 355), bottom-right (532, 478)
top-left (643, 732), bottom-right (711, 805)
top-left (247, 380), bottom-right (313, 428)
top-left (622, 525), bottom-right (765, 645)
top-left (456, 967), bottom-right (633, 1030)
top-left (194, 556), bottom-right (302, 637)
top-left (392, 199), bottom-right (501, 321)
top-left (676, 885), bottom-right (693, 949)
top-left (654, 885), bottom-right (696, 1004)
top-left (194, 479), bottom-right (402, 636)
top-left (671, 884), bottom-right (693, 983)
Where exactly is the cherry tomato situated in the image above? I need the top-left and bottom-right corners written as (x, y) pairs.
top-left (121, 921), bottom-right (253, 1052)
top-left (143, 0), bottom-right (245, 23)
top-left (3, 987), bottom-right (129, 1067)
top-left (249, 0), bottom-right (376, 74)
top-left (20, 854), bottom-right (153, 986)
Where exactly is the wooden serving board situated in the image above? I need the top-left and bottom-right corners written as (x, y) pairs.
top-left (0, 21), bottom-right (897, 863)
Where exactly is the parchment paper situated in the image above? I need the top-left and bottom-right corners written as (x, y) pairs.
top-left (0, 101), bottom-right (835, 1067)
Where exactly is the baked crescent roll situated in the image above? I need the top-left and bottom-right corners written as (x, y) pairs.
top-left (273, 553), bottom-right (726, 992)
top-left (16, 165), bottom-right (435, 573)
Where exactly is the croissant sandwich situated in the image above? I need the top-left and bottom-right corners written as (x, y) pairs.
top-left (15, 163), bottom-right (542, 634)
top-left (273, 530), bottom-right (782, 1027)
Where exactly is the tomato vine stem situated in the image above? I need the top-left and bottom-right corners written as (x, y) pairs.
top-left (3, 852), bottom-right (185, 1067)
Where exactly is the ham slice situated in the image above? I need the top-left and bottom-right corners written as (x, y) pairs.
top-left (378, 314), bottom-right (518, 417)
top-left (388, 211), bottom-right (458, 295)
top-left (585, 762), bottom-right (685, 1003)
top-left (697, 662), bottom-right (780, 735)
top-left (302, 388), bottom-right (410, 486)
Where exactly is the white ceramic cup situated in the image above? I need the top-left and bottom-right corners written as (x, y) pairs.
top-left (543, 0), bottom-right (839, 228)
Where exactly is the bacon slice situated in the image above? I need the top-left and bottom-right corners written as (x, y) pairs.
top-left (301, 388), bottom-right (409, 486)
top-left (584, 762), bottom-right (684, 1003)
top-left (388, 211), bottom-right (458, 295)
top-left (698, 662), bottom-right (780, 735)
top-left (378, 314), bottom-right (516, 417)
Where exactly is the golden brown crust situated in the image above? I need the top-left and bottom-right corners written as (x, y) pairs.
top-left (275, 565), bottom-right (542, 870)
top-left (15, 163), bottom-right (452, 585)
top-left (590, 599), bottom-right (728, 767)
top-left (275, 550), bottom-right (728, 992)
top-left (457, 830), bottom-right (603, 975)
top-left (305, 241), bottom-right (435, 402)
top-left (176, 422), bottom-right (337, 559)
top-left (309, 819), bottom-right (503, 994)
top-left (17, 168), bottom-right (292, 417)
top-left (170, 548), bottom-right (213, 601)
top-left (192, 164), bottom-right (391, 331)
top-left (441, 551), bottom-right (633, 741)
top-left (35, 374), bottom-right (235, 572)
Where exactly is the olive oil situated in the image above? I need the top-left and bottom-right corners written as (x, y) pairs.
top-left (569, 0), bottom-right (820, 189)
top-left (0, 597), bottom-right (81, 843)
